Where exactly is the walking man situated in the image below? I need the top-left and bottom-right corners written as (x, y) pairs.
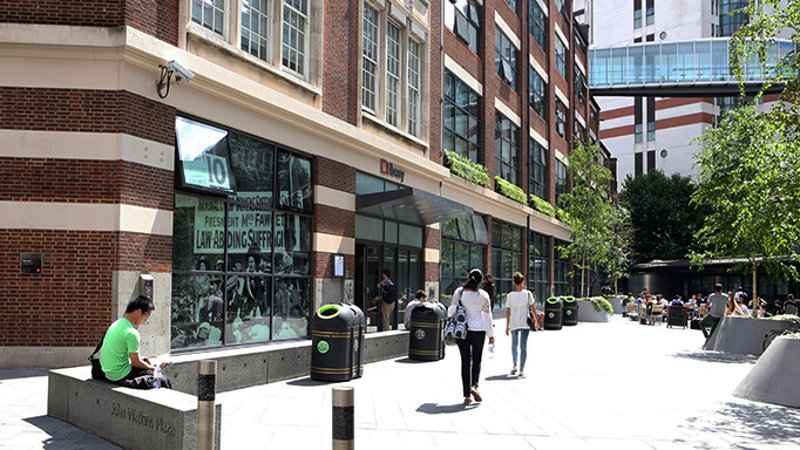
top-left (702, 283), bottom-right (727, 341)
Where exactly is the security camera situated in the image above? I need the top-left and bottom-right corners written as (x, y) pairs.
top-left (166, 60), bottom-right (194, 83)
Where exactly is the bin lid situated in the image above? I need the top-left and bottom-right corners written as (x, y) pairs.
top-left (316, 304), bottom-right (342, 319)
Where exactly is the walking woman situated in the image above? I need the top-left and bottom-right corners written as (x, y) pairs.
top-left (505, 272), bottom-right (538, 377)
top-left (448, 268), bottom-right (495, 405)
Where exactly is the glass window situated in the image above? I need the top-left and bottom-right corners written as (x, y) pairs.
top-left (176, 117), bottom-right (237, 194)
top-left (407, 39), bottom-right (421, 136)
top-left (399, 223), bottom-right (423, 248)
top-left (555, 0), bottom-right (569, 22)
top-left (528, 139), bottom-right (547, 200)
top-left (356, 214), bottom-right (384, 241)
top-left (529, 67), bottom-right (546, 118)
top-left (444, 70), bottom-right (481, 163)
top-left (445, 0), bottom-right (481, 54)
top-left (553, 238), bottom-right (571, 295)
top-left (440, 216), bottom-right (487, 306)
top-left (505, 0), bottom-right (516, 13)
top-left (241, 0), bottom-right (271, 61)
top-left (555, 99), bottom-right (567, 139)
top-left (495, 27), bottom-right (517, 89)
top-left (528, 0), bottom-right (546, 50)
top-left (574, 65), bottom-right (587, 105)
top-left (495, 111), bottom-right (519, 185)
top-left (386, 22), bottom-right (402, 127)
top-left (555, 36), bottom-right (567, 78)
top-left (491, 221), bottom-right (523, 308)
top-left (362, 3), bottom-right (379, 112)
top-left (555, 159), bottom-right (567, 206)
top-left (282, 0), bottom-right (308, 75)
top-left (574, 119), bottom-right (585, 145)
top-left (172, 117), bottom-right (313, 350)
top-left (192, 0), bottom-right (225, 35)
top-left (528, 230), bottom-right (550, 306)
top-left (272, 278), bottom-right (310, 339)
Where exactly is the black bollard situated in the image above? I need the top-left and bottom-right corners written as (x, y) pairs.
top-left (332, 387), bottom-right (354, 450)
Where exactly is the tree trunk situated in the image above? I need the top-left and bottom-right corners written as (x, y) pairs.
top-left (752, 264), bottom-right (758, 318)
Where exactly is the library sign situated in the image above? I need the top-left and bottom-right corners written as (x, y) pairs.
top-left (380, 159), bottom-right (405, 183)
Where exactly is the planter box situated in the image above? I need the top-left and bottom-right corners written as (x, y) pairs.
top-left (734, 336), bottom-right (800, 408)
top-left (607, 298), bottom-right (623, 314)
top-left (577, 300), bottom-right (610, 323)
top-left (703, 316), bottom-right (796, 356)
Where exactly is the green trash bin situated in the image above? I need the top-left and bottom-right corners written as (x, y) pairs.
top-left (408, 302), bottom-right (446, 361)
top-left (311, 303), bottom-right (365, 382)
top-left (563, 296), bottom-right (578, 326)
top-left (544, 297), bottom-right (563, 330)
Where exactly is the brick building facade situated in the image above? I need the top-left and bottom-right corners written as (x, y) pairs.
top-left (0, 0), bottom-right (608, 367)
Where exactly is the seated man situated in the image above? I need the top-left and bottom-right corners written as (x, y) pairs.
top-left (404, 290), bottom-right (427, 329)
top-left (99, 296), bottom-right (171, 389)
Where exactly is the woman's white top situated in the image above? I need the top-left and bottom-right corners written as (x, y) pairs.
top-left (506, 289), bottom-right (535, 330)
top-left (447, 288), bottom-right (494, 338)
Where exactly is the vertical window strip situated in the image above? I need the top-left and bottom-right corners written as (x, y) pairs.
top-left (386, 22), bottom-right (402, 127)
top-left (529, 68), bottom-right (546, 118)
top-left (528, 140), bottom-right (547, 200)
top-left (407, 39), bottom-right (421, 136)
top-left (282, 0), bottom-right (308, 75)
top-left (241, 0), bottom-right (271, 61)
top-left (494, 111), bottom-right (519, 185)
top-left (555, 37), bottom-right (566, 78)
top-left (495, 28), bottom-right (517, 89)
top-left (444, 71), bottom-right (481, 163)
top-left (528, 0), bottom-right (546, 50)
top-left (362, 4), bottom-right (379, 112)
top-left (192, 0), bottom-right (226, 35)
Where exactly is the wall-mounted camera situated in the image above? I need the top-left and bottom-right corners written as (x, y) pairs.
top-left (166, 60), bottom-right (195, 84)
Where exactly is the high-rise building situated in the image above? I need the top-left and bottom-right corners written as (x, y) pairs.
top-left (0, 0), bottom-right (607, 367)
top-left (579, 0), bottom-right (781, 190)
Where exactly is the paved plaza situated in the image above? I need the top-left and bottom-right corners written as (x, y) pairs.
top-left (2, 316), bottom-right (800, 449)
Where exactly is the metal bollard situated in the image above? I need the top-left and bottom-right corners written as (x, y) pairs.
top-left (197, 360), bottom-right (217, 450)
top-left (332, 387), bottom-right (354, 450)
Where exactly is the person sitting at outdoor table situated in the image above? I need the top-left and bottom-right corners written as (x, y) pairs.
top-left (749, 297), bottom-right (766, 317)
top-left (671, 295), bottom-right (684, 306)
top-left (726, 294), bottom-right (746, 316)
top-left (737, 298), bottom-right (751, 316)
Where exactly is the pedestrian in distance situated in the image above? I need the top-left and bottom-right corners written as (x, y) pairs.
top-left (448, 268), bottom-right (494, 405)
top-left (482, 274), bottom-right (496, 311)
top-left (505, 272), bottom-right (538, 377)
top-left (403, 289), bottom-right (427, 329)
top-left (701, 283), bottom-right (727, 341)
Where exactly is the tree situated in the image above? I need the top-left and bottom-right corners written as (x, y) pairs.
top-left (690, 1), bottom-right (800, 314)
top-left (558, 141), bottom-right (630, 297)
top-left (619, 171), bottom-right (704, 263)
top-left (603, 203), bottom-right (634, 295)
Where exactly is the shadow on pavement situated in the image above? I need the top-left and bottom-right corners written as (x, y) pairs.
top-left (394, 358), bottom-right (429, 364)
top-left (24, 415), bottom-right (121, 449)
top-left (416, 402), bottom-right (474, 414)
top-left (681, 401), bottom-right (800, 446)
top-left (286, 377), bottom-right (333, 386)
top-left (0, 368), bottom-right (48, 381)
top-left (484, 374), bottom-right (521, 382)
top-left (670, 350), bottom-right (758, 364)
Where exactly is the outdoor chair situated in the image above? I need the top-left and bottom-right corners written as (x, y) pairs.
top-left (649, 305), bottom-right (665, 325)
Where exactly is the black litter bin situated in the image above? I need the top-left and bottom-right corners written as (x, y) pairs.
top-left (408, 302), bottom-right (446, 361)
top-left (311, 303), bottom-right (366, 381)
top-left (562, 296), bottom-right (578, 326)
top-left (544, 297), bottom-right (563, 330)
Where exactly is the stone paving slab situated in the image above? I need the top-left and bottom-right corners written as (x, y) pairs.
top-left (3, 317), bottom-right (800, 449)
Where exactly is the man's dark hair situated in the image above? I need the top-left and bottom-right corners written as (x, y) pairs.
top-left (415, 289), bottom-right (427, 300)
top-left (382, 269), bottom-right (391, 278)
top-left (714, 283), bottom-right (723, 292)
top-left (126, 295), bottom-right (155, 314)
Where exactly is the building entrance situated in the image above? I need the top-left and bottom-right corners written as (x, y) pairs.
top-left (355, 243), bottom-right (421, 332)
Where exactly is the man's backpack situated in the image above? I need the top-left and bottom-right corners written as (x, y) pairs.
top-left (381, 282), bottom-right (398, 304)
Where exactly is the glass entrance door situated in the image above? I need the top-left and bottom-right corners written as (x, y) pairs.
top-left (355, 243), bottom-right (422, 332)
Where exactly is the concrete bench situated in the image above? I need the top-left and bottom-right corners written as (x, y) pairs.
top-left (166, 330), bottom-right (409, 395)
top-left (48, 366), bottom-right (221, 450)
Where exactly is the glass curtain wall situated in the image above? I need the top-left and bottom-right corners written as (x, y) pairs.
top-left (492, 221), bottom-right (523, 308)
top-left (553, 238), bottom-right (571, 295)
top-left (440, 216), bottom-right (488, 306)
top-left (172, 116), bottom-right (313, 350)
top-left (528, 231), bottom-right (550, 306)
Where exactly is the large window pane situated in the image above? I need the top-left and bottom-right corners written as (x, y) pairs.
top-left (277, 150), bottom-right (312, 212)
top-left (273, 277), bottom-right (310, 339)
top-left (171, 274), bottom-right (224, 349)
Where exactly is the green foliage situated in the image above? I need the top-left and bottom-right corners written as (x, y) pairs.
top-left (691, 105), bottom-right (800, 286)
top-left (494, 176), bottom-right (526, 204)
top-left (558, 141), bottom-right (632, 297)
top-left (619, 171), bottom-right (703, 262)
top-left (443, 149), bottom-right (490, 187)
top-left (768, 314), bottom-right (800, 326)
top-left (530, 194), bottom-right (556, 217)
top-left (581, 296), bottom-right (614, 315)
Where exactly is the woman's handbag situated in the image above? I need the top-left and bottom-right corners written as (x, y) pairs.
top-left (88, 337), bottom-right (107, 381)
top-left (444, 298), bottom-right (468, 345)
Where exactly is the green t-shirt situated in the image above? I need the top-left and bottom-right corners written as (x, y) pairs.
top-left (99, 317), bottom-right (141, 381)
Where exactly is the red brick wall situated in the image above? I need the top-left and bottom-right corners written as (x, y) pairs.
top-left (0, 0), bottom-right (178, 45)
top-left (425, 262), bottom-right (438, 282)
top-left (116, 232), bottom-right (172, 272)
top-left (0, 230), bottom-right (115, 346)
top-left (314, 205), bottom-right (355, 237)
top-left (0, 88), bottom-right (176, 146)
top-left (428, 0), bottom-right (443, 165)
top-left (322, 0), bottom-right (359, 124)
top-left (0, 158), bottom-right (173, 209)
top-left (314, 156), bottom-right (356, 194)
top-left (424, 226), bottom-right (440, 250)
